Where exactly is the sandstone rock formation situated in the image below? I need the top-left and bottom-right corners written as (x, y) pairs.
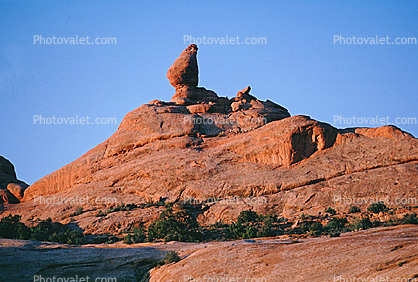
top-left (150, 225), bottom-right (418, 282)
top-left (167, 44), bottom-right (218, 104)
top-left (167, 44), bottom-right (199, 88)
top-left (2, 45), bottom-right (418, 236)
top-left (0, 156), bottom-right (28, 204)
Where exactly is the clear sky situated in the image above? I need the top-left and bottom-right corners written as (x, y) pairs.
top-left (1, 1), bottom-right (417, 184)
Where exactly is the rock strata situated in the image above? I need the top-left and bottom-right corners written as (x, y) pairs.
top-left (3, 45), bottom-right (417, 235)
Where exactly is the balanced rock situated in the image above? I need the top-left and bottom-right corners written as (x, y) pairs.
top-left (0, 156), bottom-right (28, 203)
top-left (167, 44), bottom-right (199, 88)
top-left (168, 45), bottom-right (219, 103)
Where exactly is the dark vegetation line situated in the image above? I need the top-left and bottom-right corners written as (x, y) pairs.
top-left (1, 201), bottom-right (417, 245)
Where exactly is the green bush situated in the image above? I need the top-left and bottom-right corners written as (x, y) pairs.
top-left (308, 222), bottom-right (324, 236)
top-left (147, 208), bottom-right (201, 242)
top-left (326, 217), bottom-right (348, 231)
top-left (329, 231), bottom-right (341, 237)
top-left (350, 217), bottom-right (374, 230)
top-left (325, 207), bottom-right (337, 215)
top-left (30, 218), bottom-right (54, 241)
top-left (237, 210), bottom-right (259, 224)
top-left (257, 215), bottom-right (276, 237)
top-left (367, 202), bottom-right (387, 213)
top-left (0, 215), bottom-right (30, 240)
top-left (348, 206), bottom-right (361, 213)
top-left (124, 226), bottom-right (146, 244)
top-left (49, 229), bottom-right (86, 245)
top-left (160, 251), bottom-right (181, 265)
top-left (401, 213), bottom-right (418, 224)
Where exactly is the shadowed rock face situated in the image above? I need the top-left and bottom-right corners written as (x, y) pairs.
top-left (0, 156), bottom-right (28, 204)
top-left (3, 45), bottom-right (418, 235)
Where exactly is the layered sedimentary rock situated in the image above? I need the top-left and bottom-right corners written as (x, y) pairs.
top-left (3, 45), bottom-right (417, 234)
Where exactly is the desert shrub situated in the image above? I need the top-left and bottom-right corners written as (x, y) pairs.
top-left (30, 218), bottom-right (55, 241)
top-left (124, 226), bottom-right (146, 244)
top-left (237, 210), bottom-right (259, 224)
top-left (326, 217), bottom-right (348, 232)
top-left (30, 218), bottom-right (87, 244)
top-left (243, 225), bottom-right (258, 239)
top-left (0, 215), bottom-right (30, 239)
top-left (308, 222), bottom-right (324, 236)
top-left (227, 211), bottom-right (273, 239)
top-left (367, 202), bottom-right (387, 213)
top-left (350, 217), bottom-right (374, 230)
top-left (401, 213), bottom-right (418, 224)
top-left (160, 251), bottom-right (181, 265)
top-left (49, 229), bottom-right (86, 245)
top-left (348, 206), bottom-right (361, 213)
top-left (227, 222), bottom-right (259, 239)
top-left (325, 207), bottom-right (337, 215)
top-left (329, 231), bottom-right (341, 237)
top-left (257, 215), bottom-right (276, 237)
top-left (147, 208), bottom-right (201, 242)
top-left (227, 222), bottom-right (244, 239)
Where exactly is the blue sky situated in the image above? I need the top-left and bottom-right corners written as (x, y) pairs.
top-left (1, 1), bottom-right (417, 184)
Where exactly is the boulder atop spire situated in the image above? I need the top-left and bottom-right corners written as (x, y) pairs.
top-left (167, 45), bottom-right (218, 104)
top-left (167, 44), bottom-right (199, 88)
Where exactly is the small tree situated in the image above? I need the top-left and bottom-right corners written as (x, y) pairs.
top-left (0, 215), bottom-right (30, 240)
top-left (147, 208), bottom-right (201, 242)
top-left (124, 225), bottom-right (146, 244)
top-left (237, 210), bottom-right (259, 224)
top-left (367, 202), bottom-right (387, 213)
top-left (351, 217), bottom-right (374, 230)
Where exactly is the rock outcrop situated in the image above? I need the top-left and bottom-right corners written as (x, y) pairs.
top-left (167, 44), bottom-right (199, 88)
top-left (167, 44), bottom-right (219, 104)
top-left (3, 45), bottom-right (417, 235)
top-left (0, 156), bottom-right (28, 204)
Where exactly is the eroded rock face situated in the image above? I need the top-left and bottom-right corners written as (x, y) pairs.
top-left (15, 110), bottom-right (418, 235)
top-left (0, 156), bottom-right (28, 204)
top-left (4, 45), bottom-right (418, 235)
